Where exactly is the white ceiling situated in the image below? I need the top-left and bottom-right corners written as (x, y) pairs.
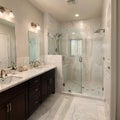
top-left (29, 0), bottom-right (103, 22)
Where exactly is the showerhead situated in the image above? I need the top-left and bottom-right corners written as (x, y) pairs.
top-left (58, 34), bottom-right (62, 37)
top-left (65, 0), bottom-right (76, 4)
top-left (94, 29), bottom-right (105, 33)
top-left (54, 33), bottom-right (62, 37)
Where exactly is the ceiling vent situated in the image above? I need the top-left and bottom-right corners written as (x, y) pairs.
top-left (65, 0), bottom-right (76, 4)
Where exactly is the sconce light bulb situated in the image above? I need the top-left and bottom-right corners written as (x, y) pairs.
top-left (72, 32), bottom-right (75, 35)
top-left (36, 25), bottom-right (41, 30)
top-left (31, 22), bottom-right (41, 31)
top-left (9, 11), bottom-right (15, 18)
top-left (0, 11), bottom-right (3, 16)
top-left (75, 14), bottom-right (79, 17)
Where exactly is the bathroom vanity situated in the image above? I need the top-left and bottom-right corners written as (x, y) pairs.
top-left (0, 66), bottom-right (56, 120)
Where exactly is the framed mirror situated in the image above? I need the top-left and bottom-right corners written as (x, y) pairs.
top-left (28, 31), bottom-right (40, 63)
top-left (0, 18), bottom-right (16, 68)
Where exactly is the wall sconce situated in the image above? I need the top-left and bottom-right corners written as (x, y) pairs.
top-left (0, 6), bottom-right (15, 18)
top-left (31, 22), bottom-right (41, 31)
top-left (0, 6), bottom-right (5, 16)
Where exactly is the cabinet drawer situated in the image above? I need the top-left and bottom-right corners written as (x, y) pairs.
top-left (29, 89), bottom-right (40, 100)
top-left (29, 84), bottom-right (40, 92)
top-left (29, 94), bottom-right (40, 115)
top-left (29, 93), bottom-right (40, 101)
top-left (49, 69), bottom-right (55, 78)
top-left (29, 78), bottom-right (40, 87)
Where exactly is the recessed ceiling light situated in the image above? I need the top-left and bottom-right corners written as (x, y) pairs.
top-left (75, 14), bottom-right (79, 17)
top-left (72, 32), bottom-right (75, 34)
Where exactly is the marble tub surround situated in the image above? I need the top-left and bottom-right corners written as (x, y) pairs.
top-left (0, 65), bottom-right (56, 93)
top-left (28, 93), bottom-right (107, 120)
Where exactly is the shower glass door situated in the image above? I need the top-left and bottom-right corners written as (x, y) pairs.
top-left (63, 39), bottom-right (83, 93)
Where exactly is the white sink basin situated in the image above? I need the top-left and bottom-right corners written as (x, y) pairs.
top-left (0, 76), bottom-right (22, 84)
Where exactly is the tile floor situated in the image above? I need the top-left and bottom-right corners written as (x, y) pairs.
top-left (63, 80), bottom-right (82, 93)
top-left (28, 93), bottom-right (107, 120)
top-left (82, 79), bottom-right (103, 97)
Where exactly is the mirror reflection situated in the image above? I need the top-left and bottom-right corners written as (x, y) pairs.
top-left (28, 31), bottom-right (40, 63)
top-left (48, 32), bottom-right (62, 55)
top-left (0, 19), bottom-right (16, 68)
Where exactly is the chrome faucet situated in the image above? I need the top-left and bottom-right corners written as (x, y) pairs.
top-left (33, 60), bottom-right (41, 67)
top-left (0, 69), bottom-right (7, 78)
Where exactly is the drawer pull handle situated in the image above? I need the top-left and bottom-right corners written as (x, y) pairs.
top-left (9, 103), bottom-right (12, 112)
top-left (35, 80), bottom-right (38, 83)
top-left (35, 101), bottom-right (38, 104)
top-left (7, 104), bottom-right (9, 112)
top-left (6, 103), bottom-right (12, 112)
top-left (35, 88), bottom-right (38, 91)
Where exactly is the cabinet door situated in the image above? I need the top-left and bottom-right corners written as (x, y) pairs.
top-left (10, 92), bottom-right (26, 120)
top-left (28, 82), bottom-right (40, 115)
top-left (29, 94), bottom-right (40, 116)
top-left (50, 69), bottom-right (55, 93)
top-left (0, 105), bottom-right (9, 120)
top-left (48, 69), bottom-right (55, 94)
top-left (41, 73), bottom-right (48, 101)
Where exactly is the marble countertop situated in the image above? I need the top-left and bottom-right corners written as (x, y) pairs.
top-left (0, 65), bottom-right (56, 93)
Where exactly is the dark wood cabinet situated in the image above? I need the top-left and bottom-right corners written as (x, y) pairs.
top-left (47, 69), bottom-right (55, 95)
top-left (0, 104), bottom-right (8, 120)
top-left (0, 68), bottom-right (56, 120)
top-left (9, 93), bottom-right (26, 120)
top-left (41, 73), bottom-right (48, 101)
top-left (41, 69), bottom-right (55, 101)
top-left (28, 76), bottom-right (41, 116)
top-left (0, 83), bottom-right (27, 120)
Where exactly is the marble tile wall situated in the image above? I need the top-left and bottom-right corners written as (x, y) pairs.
top-left (102, 0), bottom-right (111, 119)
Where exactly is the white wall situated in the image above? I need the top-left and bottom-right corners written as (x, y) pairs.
top-left (0, 0), bottom-right (44, 66)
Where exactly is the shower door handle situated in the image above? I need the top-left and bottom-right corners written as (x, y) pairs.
top-left (79, 56), bottom-right (82, 62)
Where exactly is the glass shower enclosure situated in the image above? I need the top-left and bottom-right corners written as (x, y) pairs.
top-left (48, 28), bottom-right (104, 97)
top-left (63, 39), bottom-right (83, 93)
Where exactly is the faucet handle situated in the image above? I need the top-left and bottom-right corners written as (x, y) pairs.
top-left (34, 60), bottom-right (41, 67)
top-left (0, 69), bottom-right (7, 78)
